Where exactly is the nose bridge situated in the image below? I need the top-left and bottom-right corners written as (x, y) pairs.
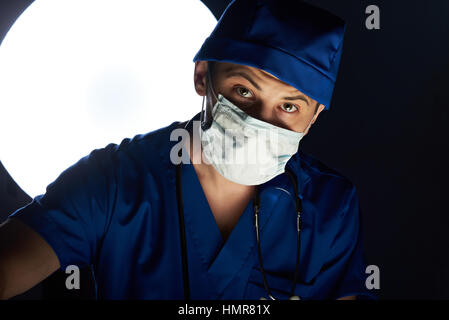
top-left (247, 96), bottom-right (278, 125)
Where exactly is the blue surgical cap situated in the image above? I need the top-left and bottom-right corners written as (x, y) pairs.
top-left (193, 0), bottom-right (346, 109)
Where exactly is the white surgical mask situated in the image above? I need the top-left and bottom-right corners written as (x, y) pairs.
top-left (199, 93), bottom-right (311, 185)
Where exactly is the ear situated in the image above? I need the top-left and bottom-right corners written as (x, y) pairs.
top-left (304, 103), bottom-right (325, 135)
top-left (311, 103), bottom-right (325, 125)
top-left (193, 60), bottom-right (209, 96)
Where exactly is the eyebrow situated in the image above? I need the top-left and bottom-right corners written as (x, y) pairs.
top-left (283, 95), bottom-right (310, 105)
top-left (224, 68), bottom-right (310, 106)
top-left (225, 70), bottom-right (262, 91)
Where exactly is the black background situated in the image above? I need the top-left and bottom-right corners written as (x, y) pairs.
top-left (0, 0), bottom-right (448, 299)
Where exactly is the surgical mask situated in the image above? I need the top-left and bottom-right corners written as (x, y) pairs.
top-left (199, 93), bottom-right (312, 186)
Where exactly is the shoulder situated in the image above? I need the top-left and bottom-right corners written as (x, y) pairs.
top-left (297, 150), bottom-right (352, 182)
top-left (46, 120), bottom-right (184, 198)
top-left (291, 150), bottom-right (357, 217)
top-left (85, 120), bottom-right (182, 169)
top-left (114, 120), bottom-right (181, 157)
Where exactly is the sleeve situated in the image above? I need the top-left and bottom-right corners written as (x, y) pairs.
top-left (8, 144), bottom-right (119, 270)
top-left (329, 184), bottom-right (378, 300)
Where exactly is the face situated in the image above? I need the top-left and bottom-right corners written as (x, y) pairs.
top-left (194, 61), bottom-right (325, 134)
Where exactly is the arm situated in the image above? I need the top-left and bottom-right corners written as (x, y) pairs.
top-left (330, 185), bottom-right (377, 300)
top-left (337, 295), bottom-right (357, 300)
top-left (0, 217), bottom-right (60, 300)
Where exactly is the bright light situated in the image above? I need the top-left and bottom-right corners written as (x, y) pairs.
top-left (0, 0), bottom-right (216, 197)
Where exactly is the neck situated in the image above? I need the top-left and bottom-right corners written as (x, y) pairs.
top-left (186, 120), bottom-right (256, 195)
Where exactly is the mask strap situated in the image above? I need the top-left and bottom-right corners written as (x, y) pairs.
top-left (206, 64), bottom-right (219, 103)
top-left (200, 95), bottom-right (207, 130)
top-left (201, 65), bottom-right (218, 131)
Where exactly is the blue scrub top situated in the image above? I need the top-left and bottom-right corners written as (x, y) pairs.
top-left (9, 112), bottom-right (377, 300)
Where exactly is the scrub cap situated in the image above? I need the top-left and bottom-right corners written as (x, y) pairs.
top-left (193, 0), bottom-right (346, 109)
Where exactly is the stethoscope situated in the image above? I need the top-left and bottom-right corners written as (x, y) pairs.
top-left (175, 117), bottom-right (303, 300)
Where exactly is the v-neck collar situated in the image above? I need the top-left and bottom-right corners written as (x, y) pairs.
top-left (166, 112), bottom-right (311, 299)
top-left (181, 161), bottom-right (226, 268)
top-left (181, 160), bottom-right (287, 298)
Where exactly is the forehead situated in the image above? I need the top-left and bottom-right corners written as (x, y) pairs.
top-left (216, 61), bottom-right (281, 81)
top-left (215, 61), bottom-right (315, 102)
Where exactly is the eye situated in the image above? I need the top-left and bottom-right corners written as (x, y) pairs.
top-left (235, 86), bottom-right (254, 98)
top-left (280, 103), bottom-right (298, 113)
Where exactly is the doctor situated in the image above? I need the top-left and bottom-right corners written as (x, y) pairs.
top-left (0, 0), bottom-right (377, 300)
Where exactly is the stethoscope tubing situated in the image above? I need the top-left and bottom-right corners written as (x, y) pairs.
top-left (176, 155), bottom-right (191, 300)
top-left (175, 121), bottom-right (303, 300)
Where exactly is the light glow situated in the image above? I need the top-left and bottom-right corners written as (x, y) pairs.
top-left (0, 0), bottom-right (216, 197)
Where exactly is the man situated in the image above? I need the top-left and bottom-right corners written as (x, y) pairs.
top-left (0, 0), bottom-right (376, 300)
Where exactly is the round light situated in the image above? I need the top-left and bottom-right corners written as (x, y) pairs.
top-left (0, 0), bottom-right (216, 197)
